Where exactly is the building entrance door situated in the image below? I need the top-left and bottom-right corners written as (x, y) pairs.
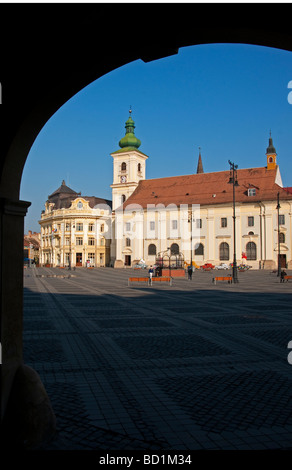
top-left (125, 255), bottom-right (131, 266)
top-left (76, 253), bottom-right (82, 266)
top-left (279, 254), bottom-right (287, 268)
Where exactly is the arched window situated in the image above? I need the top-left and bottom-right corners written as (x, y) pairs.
top-left (279, 232), bottom-right (285, 243)
top-left (121, 162), bottom-right (127, 171)
top-left (269, 156), bottom-right (273, 163)
top-left (219, 242), bottom-right (229, 260)
top-left (246, 241), bottom-right (257, 260)
top-left (138, 163), bottom-right (141, 172)
top-left (194, 243), bottom-right (204, 256)
top-left (170, 243), bottom-right (179, 255)
top-left (148, 244), bottom-right (156, 255)
top-left (121, 194), bottom-right (126, 203)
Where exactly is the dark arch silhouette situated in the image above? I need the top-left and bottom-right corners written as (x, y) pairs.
top-left (1, 5), bottom-right (292, 200)
top-left (1, 4), bottom-right (292, 447)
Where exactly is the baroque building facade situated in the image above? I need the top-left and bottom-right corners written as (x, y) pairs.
top-left (39, 181), bottom-right (112, 267)
top-left (111, 114), bottom-right (292, 270)
top-left (24, 230), bottom-right (40, 264)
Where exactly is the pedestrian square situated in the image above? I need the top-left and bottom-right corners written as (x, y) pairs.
top-left (23, 267), bottom-right (292, 450)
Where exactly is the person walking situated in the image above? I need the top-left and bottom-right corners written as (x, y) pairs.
top-left (148, 266), bottom-right (154, 285)
top-left (188, 264), bottom-right (193, 280)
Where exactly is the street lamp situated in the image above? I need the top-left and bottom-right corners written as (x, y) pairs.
top-left (167, 246), bottom-right (171, 278)
top-left (228, 160), bottom-right (239, 283)
top-left (276, 192), bottom-right (281, 277)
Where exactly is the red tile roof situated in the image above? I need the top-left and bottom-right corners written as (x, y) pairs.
top-left (123, 166), bottom-right (291, 209)
top-left (24, 237), bottom-right (40, 249)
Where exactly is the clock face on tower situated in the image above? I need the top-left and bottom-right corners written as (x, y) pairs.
top-left (121, 175), bottom-right (127, 183)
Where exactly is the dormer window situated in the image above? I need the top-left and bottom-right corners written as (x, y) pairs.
top-left (248, 188), bottom-right (256, 197)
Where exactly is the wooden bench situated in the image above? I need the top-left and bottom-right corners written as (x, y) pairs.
top-left (212, 276), bottom-right (232, 285)
top-left (128, 277), bottom-right (148, 286)
top-left (283, 275), bottom-right (292, 282)
top-left (128, 276), bottom-right (172, 286)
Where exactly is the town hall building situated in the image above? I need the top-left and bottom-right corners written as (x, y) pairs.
top-left (39, 181), bottom-right (112, 268)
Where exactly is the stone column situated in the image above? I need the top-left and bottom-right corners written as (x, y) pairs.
top-left (180, 205), bottom-right (190, 261)
top-left (207, 210), bottom-right (215, 261)
top-left (1, 197), bottom-right (56, 447)
top-left (1, 197), bottom-right (31, 420)
top-left (159, 209), bottom-right (167, 253)
top-left (135, 210), bottom-right (144, 261)
top-left (265, 213), bottom-right (275, 267)
top-left (114, 209), bottom-right (124, 267)
top-left (235, 207), bottom-right (241, 263)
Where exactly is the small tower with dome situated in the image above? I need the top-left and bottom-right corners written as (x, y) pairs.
top-left (110, 109), bottom-right (149, 210)
top-left (266, 131), bottom-right (277, 170)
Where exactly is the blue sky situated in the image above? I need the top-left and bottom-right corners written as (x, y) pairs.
top-left (20, 43), bottom-right (292, 233)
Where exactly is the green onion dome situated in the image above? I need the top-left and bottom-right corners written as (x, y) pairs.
top-left (118, 113), bottom-right (141, 149)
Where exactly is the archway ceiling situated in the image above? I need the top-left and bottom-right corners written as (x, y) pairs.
top-left (1, 4), bottom-right (291, 198)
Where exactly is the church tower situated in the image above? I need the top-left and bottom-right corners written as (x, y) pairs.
top-left (266, 132), bottom-right (277, 170)
top-left (110, 110), bottom-right (148, 210)
top-left (196, 147), bottom-right (204, 174)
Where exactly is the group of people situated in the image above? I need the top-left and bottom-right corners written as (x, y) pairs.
top-left (148, 264), bottom-right (194, 284)
top-left (149, 265), bottom-right (289, 283)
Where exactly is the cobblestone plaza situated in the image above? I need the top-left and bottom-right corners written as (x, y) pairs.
top-left (23, 267), bottom-right (292, 450)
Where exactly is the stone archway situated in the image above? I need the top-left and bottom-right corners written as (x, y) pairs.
top-left (1, 4), bottom-right (292, 447)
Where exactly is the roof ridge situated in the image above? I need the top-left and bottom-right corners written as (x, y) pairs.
top-left (144, 166), bottom-right (271, 183)
top-left (123, 166), bottom-right (288, 210)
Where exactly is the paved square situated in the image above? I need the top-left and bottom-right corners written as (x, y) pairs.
top-left (23, 267), bottom-right (292, 450)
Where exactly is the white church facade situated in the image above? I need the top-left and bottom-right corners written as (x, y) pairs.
top-left (110, 112), bottom-right (292, 270)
